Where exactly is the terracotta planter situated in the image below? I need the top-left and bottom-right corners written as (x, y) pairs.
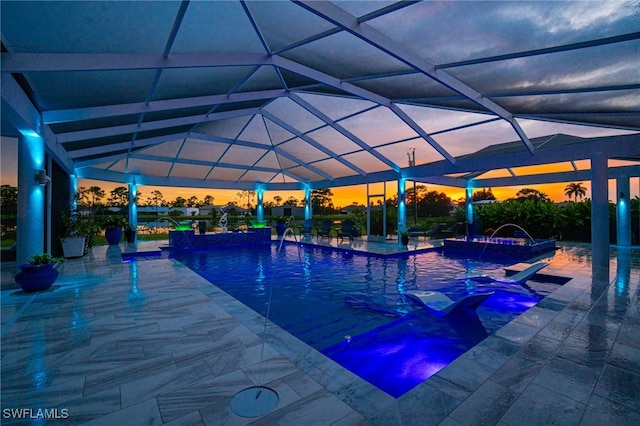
top-left (15, 262), bottom-right (58, 292)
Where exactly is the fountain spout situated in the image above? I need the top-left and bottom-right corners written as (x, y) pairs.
top-left (489, 223), bottom-right (536, 244)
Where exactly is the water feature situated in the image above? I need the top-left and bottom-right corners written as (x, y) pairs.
top-left (171, 245), bottom-right (560, 397)
top-left (489, 223), bottom-right (537, 244)
top-left (444, 223), bottom-right (556, 260)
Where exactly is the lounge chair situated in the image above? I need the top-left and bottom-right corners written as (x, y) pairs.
top-left (408, 227), bottom-right (425, 238)
top-left (317, 219), bottom-right (333, 239)
top-left (337, 219), bottom-right (355, 242)
top-left (424, 223), bottom-right (447, 238)
top-left (299, 219), bottom-right (315, 238)
top-left (440, 222), bottom-right (464, 237)
top-left (462, 262), bottom-right (548, 284)
top-left (405, 290), bottom-right (494, 317)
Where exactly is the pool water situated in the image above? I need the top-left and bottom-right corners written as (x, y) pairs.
top-left (170, 243), bottom-right (558, 397)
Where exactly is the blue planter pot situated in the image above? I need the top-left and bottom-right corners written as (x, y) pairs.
top-left (275, 222), bottom-right (287, 236)
top-left (15, 263), bottom-right (58, 292)
top-left (105, 228), bottom-right (122, 245)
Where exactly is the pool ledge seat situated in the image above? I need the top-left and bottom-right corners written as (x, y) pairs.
top-left (460, 262), bottom-right (548, 284)
top-left (405, 291), bottom-right (495, 317)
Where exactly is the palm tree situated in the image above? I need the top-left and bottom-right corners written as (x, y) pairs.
top-left (564, 182), bottom-right (586, 202)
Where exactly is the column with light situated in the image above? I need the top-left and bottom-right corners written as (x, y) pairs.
top-left (398, 178), bottom-right (407, 246)
top-left (128, 181), bottom-right (138, 243)
top-left (256, 188), bottom-right (264, 221)
top-left (305, 187), bottom-right (312, 220)
top-left (616, 177), bottom-right (631, 247)
top-left (17, 132), bottom-right (46, 265)
top-left (466, 186), bottom-right (473, 239)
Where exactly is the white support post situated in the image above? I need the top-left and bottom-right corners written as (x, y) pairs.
top-left (591, 154), bottom-right (609, 266)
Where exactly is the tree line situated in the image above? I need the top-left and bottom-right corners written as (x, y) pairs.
top-left (0, 182), bottom-right (590, 217)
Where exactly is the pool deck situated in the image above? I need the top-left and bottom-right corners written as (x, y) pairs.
top-left (1, 238), bottom-right (639, 425)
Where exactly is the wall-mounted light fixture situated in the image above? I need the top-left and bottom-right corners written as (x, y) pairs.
top-left (36, 169), bottom-right (50, 186)
top-left (619, 191), bottom-right (625, 199)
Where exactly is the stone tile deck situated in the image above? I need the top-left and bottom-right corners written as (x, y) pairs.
top-left (1, 239), bottom-right (639, 425)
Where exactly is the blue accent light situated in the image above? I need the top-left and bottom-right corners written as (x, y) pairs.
top-left (305, 187), bottom-right (312, 219)
top-left (20, 129), bottom-right (40, 138)
top-left (256, 189), bottom-right (264, 220)
top-left (465, 187), bottom-right (473, 223)
top-left (398, 179), bottom-right (406, 234)
top-left (618, 197), bottom-right (627, 212)
top-left (23, 134), bottom-right (45, 169)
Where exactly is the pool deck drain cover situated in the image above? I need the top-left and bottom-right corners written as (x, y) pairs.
top-left (230, 386), bottom-right (279, 418)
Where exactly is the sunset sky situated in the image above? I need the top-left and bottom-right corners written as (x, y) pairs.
top-left (2, 135), bottom-right (638, 208)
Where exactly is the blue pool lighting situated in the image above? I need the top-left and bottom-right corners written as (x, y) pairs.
top-left (170, 244), bottom-right (558, 397)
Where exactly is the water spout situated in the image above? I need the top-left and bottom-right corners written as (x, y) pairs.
top-left (278, 227), bottom-right (302, 262)
top-left (478, 223), bottom-right (536, 260)
top-left (489, 223), bottom-right (536, 244)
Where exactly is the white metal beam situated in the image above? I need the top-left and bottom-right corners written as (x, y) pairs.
top-left (260, 110), bottom-right (368, 176)
top-left (43, 89), bottom-right (286, 124)
top-left (57, 108), bottom-right (261, 143)
top-left (1, 74), bottom-right (74, 172)
top-left (0, 52), bottom-right (272, 73)
top-left (75, 166), bottom-right (308, 191)
top-left (293, 0), bottom-right (534, 154)
top-left (188, 131), bottom-right (335, 182)
top-left (286, 93), bottom-right (400, 172)
top-left (388, 103), bottom-right (455, 164)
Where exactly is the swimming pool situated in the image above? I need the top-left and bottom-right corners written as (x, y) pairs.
top-left (169, 243), bottom-right (558, 397)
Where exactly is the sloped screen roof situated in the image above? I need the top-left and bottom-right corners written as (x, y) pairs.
top-left (1, 1), bottom-right (639, 191)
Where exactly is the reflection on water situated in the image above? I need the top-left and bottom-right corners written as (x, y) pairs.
top-left (171, 244), bottom-right (560, 397)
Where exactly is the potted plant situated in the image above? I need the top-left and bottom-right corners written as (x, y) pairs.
top-left (60, 209), bottom-right (91, 258)
top-left (274, 217), bottom-right (287, 237)
top-left (125, 223), bottom-right (137, 243)
top-left (399, 230), bottom-right (409, 246)
top-left (15, 254), bottom-right (65, 292)
top-left (100, 215), bottom-right (127, 245)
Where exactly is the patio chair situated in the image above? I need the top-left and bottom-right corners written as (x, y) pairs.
top-left (408, 227), bottom-right (425, 238)
top-left (440, 222), bottom-right (464, 238)
top-left (424, 223), bottom-right (447, 238)
top-left (299, 219), bottom-right (315, 238)
top-left (405, 290), bottom-right (495, 317)
top-left (337, 219), bottom-right (355, 243)
top-left (317, 219), bottom-right (334, 239)
top-left (461, 262), bottom-right (548, 284)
